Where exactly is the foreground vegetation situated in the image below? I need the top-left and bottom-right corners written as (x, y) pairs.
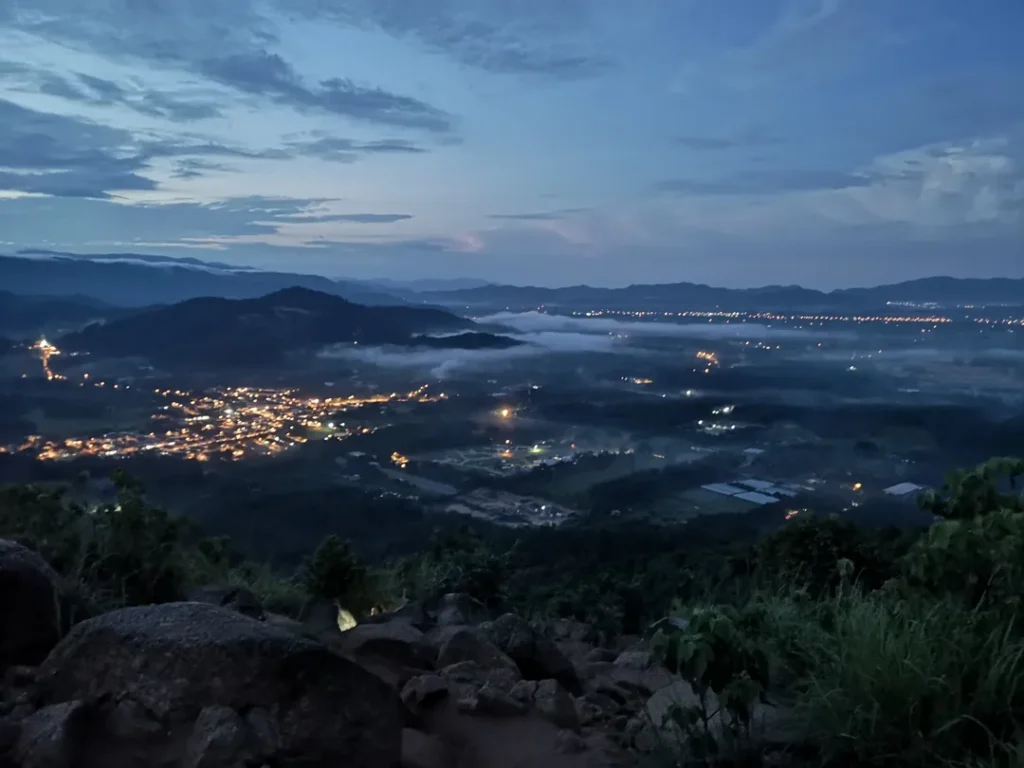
top-left (2, 457), bottom-right (1023, 766)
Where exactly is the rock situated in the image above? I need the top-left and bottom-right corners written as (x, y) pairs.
top-left (482, 614), bottom-right (581, 694)
top-left (436, 627), bottom-right (519, 673)
top-left (338, 620), bottom-right (436, 671)
top-left (440, 661), bottom-right (520, 699)
top-left (579, 660), bottom-right (675, 702)
top-left (639, 680), bottom-right (796, 754)
top-left (401, 674), bottom-right (449, 710)
top-left (433, 593), bottom-right (489, 628)
top-left (582, 648), bottom-right (618, 664)
top-left (262, 612), bottom-right (303, 636)
top-left (400, 728), bottom-right (449, 768)
top-left (0, 717), bottom-right (20, 753)
top-left (104, 697), bottom-right (163, 739)
top-left (457, 684), bottom-right (527, 717)
top-left (613, 650), bottom-right (655, 670)
top-left (12, 700), bottom-right (90, 768)
top-left (244, 707), bottom-right (280, 758)
top-left (368, 601), bottom-right (428, 631)
top-left (0, 540), bottom-right (78, 670)
top-left (554, 729), bottom-right (587, 755)
top-left (182, 705), bottom-right (247, 768)
top-left (547, 619), bottom-right (600, 644)
top-left (186, 585), bottom-right (264, 621)
top-left (39, 602), bottom-right (401, 767)
top-left (299, 598), bottom-right (344, 644)
top-left (574, 696), bottom-right (608, 727)
top-left (508, 680), bottom-right (538, 704)
top-left (532, 680), bottom-right (579, 731)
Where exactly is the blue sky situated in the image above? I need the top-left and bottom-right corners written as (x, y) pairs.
top-left (0, 0), bottom-right (1021, 287)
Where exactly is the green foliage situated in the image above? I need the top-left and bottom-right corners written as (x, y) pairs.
top-left (755, 513), bottom-right (910, 596)
top-left (301, 534), bottom-right (380, 617)
top-left (0, 483), bottom-right (84, 574)
top-left (919, 457), bottom-right (1024, 520)
top-left (789, 590), bottom-right (1024, 767)
top-left (652, 604), bottom-right (772, 763)
top-left (392, 526), bottom-right (511, 609)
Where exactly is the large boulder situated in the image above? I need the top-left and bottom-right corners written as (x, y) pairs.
top-left (37, 602), bottom-right (401, 767)
top-left (11, 700), bottom-right (91, 768)
top-left (481, 614), bottom-right (581, 694)
top-left (185, 585), bottom-right (264, 621)
top-left (436, 627), bottom-right (518, 673)
top-left (0, 540), bottom-right (80, 670)
top-left (337, 620), bottom-right (437, 671)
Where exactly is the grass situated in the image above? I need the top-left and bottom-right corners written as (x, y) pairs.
top-left (781, 590), bottom-right (1024, 767)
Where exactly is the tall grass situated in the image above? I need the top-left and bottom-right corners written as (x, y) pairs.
top-left (786, 589), bottom-right (1024, 767)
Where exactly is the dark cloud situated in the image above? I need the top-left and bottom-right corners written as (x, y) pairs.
top-left (278, 213), bottom-right (413, 224)
top-left (0, 194), bottom-right (340, 244)
top-left (195, 52), bottom-right (453, 133)
top-left (171, 158), bottom-right (234, 180)
top-left (0, 61), bottom-right (223, 122)
top-left (487, 208), bottom-right (590, 221)
top-left (656, 169), bottom-right (873, 196)
top-left (296, 0), bottom-right (610, 80)
top-left (0, 99), bottom-right (156, 198)
top-left (285, 134), bottom-right (427, 162)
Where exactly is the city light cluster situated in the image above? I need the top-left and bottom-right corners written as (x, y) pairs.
top-left (8, 383), bottom-right (440, 463)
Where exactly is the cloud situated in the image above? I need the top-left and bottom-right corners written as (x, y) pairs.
top-left (284, 134), bottom-right (427, 162)
top-left (320, 328), bottom-right (619, 379)
top-left (0, 99), bottom-right (157, 198)
top-left (171, 158), bottom-right (234, 180)
top-left (0, 61), bottom-right (223, 121)
top-left (657, 169), bottom-right (873, 196)
top-left (276, 213), bottom-right (413, 224)
top-left (487, 208), bottom-right (590, 221)
top-left (196, 52), bottom-right (454, 133)
top-left (480, 312), bottom-right (837, 341)
top-left (299, 0), bottom-right (612, 80)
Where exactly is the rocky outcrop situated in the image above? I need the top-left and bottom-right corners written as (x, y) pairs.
top-left (436, 627), bottom-right (518, 673)
top-left (0, 540), bottom-right (81, 670)
top-left (185, 585), bottom-right (264, 621)
top-left (36, 601), bottom-right (402, 767)
top-left (481, 614), bottom-right (582, 694)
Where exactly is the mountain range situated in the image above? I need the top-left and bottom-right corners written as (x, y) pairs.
top-left (60, 287), bottom-right (483, 368)
top-left (418, 277), bottom-right (1024, 312)
top-left (0, 252), bottom-right (401, 308)
top-left (4, 251), bottom-right (1022, 314)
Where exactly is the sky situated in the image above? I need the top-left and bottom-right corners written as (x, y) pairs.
top-left (0, 0), bottom-right (1022, 288)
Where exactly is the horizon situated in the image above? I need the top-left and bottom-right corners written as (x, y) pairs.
top-left (5, 248), bottom-right (1023, 294)
top-left (1, 1), bottom-right (1022, 287)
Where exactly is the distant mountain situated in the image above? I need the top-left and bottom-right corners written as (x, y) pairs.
top-left (59, 287), bottom-right (479, 367)
top-left (0, 253), bottom-right (403, 308)
top-left (421, 277), bottom-right (1024, 312)
top-left (371, 278), bottom-right (494, 293)
top-left (0, 290), bottom-right (133, 338)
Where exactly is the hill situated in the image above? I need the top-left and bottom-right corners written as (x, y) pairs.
top-left (59, 287), bottom-right (478, 367)
top-left (0, 290), bottom-right (133, 338)
top-left (0, 252), bottom-right (403, 308)
top-left (421, 276), bottom-right (1024, 312)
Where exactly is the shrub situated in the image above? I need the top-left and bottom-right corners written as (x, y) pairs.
top-left (301, 534), bottom-right (381, 617)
